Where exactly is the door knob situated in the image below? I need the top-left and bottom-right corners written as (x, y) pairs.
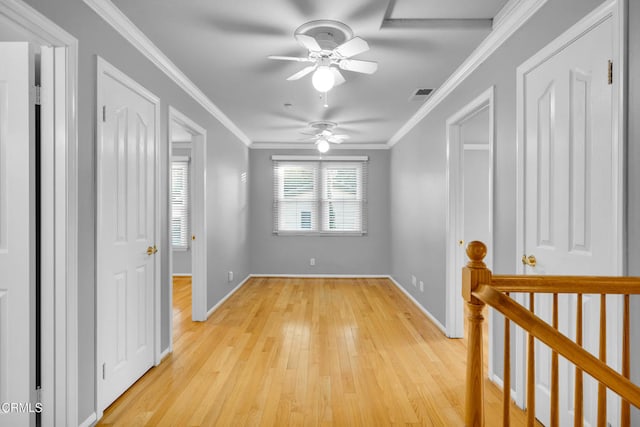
top-left (146, 245), bottom-right (158, 256)
top-left (521, 254), bottom-right (537, 267)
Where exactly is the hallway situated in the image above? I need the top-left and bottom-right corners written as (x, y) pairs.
top-left (98, 277), bottom-right (530, 426)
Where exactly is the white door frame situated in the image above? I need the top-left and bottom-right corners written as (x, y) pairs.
top-left (445, 86), bottom-right (495, 337)
top-left (95, 56), bottom-right (161, 417)
top-left (514, 0), bottom-right (625, 409)
top-left (168, 106), bottom-right (207, 331)
top-left (0, 1), bottom-right (79, 426)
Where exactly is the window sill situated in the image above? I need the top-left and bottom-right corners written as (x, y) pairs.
top-left (273, 231), bottom-right (367, 237)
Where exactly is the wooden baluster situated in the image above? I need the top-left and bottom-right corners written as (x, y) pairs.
top-left (575, 294), bottom-right (583, 427)
top-left (462, 241), bottom-right (491, 427)
top-left (621, 294), bottom-right (630, 427)
top-left (527, 293), bottom-right (535, 427)
top-left (597, 294), bottom-right (607, 426)
top-left (550, 293), bottom-right (559, 427)
top-left (504, 292), bottom-right (511, 427)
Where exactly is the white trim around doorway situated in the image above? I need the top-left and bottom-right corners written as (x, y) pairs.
top-left (0, 1), bottom-right (79, 425)
top-left (445, 86), bottom-right (495, 339)
top-left (514, 0), bottom-right (625, 409)
top-left (168, 107), bottom-right (208, 330)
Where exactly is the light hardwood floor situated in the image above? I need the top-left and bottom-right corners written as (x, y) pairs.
top-left (98, 277), bottom-right (530, 426)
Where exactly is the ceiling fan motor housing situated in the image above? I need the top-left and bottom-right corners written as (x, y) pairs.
top-left (295, 20), bottom-right (354, 53)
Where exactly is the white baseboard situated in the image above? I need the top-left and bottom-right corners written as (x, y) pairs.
top-left (158, 347), bottom-right (171, 363)
top-left (172, 273), bottom-right (192, 277)
top-left (491, 373), bottom-right (520, 405)
top-left (386, 276), bottom-right (447, 335)
top-left (206, 275), bottom-right (251, 319)
top-left (249, 274), bottom-right (389, 278)
top-left (79, 412), bottom-right (97, 427)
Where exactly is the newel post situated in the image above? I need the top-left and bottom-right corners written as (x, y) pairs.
top-left (463, 241), bottom-right (491, 427)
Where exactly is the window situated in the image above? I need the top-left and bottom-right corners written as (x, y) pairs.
top-left (273, 156), bottom-right (368, 234)
top-left (171, 157), bottom-right (190, 249)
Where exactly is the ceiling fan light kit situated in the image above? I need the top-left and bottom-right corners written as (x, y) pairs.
top-left (317, 139), bottom-right (330, 153)
top-left (268, 20), bottom-right (377, 152)
top-left (311, 65), bottom-right (335, 92)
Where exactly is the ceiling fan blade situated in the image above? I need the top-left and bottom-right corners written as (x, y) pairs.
top-left (331, 68), bottom-right (346, 86)
top-left (300, 129), bottom-right (320, 136)
top-left (331, 134), bottom-right (350, 140)
top-left (334, 36), bottom-right (369, 58)
top-left (286, 65), bottom-right (317, 81)
top-left (339, 59), bottom-right (378, 74)
top-left (295, 34), bottom-right (322, 52)
top-left (268, 55), bottom-right (311, 62)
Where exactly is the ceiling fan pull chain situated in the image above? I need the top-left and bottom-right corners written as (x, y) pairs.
top-left (323, 91), bottom-right (329, 108)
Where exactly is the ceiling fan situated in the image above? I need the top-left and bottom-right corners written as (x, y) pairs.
top-left (300, 121), bottom-right (349, 152)
top-left (268, 20), bottom-right (378, 93)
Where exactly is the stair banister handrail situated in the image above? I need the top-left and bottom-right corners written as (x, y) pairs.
top-left (462, 240), bottom-right (640, 427)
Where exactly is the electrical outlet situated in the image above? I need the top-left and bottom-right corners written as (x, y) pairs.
top-left (419, 281), bottom-right (424, 292)
top-left (228, 271), bottom-right (233, 282)
top-left (411, 275), bottom-right (416, 287)
top-left (310, 258), bottom-right (315, 266)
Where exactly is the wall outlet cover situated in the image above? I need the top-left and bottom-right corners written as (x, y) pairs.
top-left (228, 271), bottom-right (234, 282)
top-left (411, 275), bottom-right (417, 286)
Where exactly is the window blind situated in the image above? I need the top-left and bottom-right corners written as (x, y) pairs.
top-left (171, 157), bottom-right (190, 249)
top-left (273, 158), bottom-right (368, 235)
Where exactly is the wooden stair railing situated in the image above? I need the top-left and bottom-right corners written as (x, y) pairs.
top-left (462, 241), bottom-right (640, 427)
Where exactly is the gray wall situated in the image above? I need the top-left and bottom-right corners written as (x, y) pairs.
top-left (627, 0), bottom-right (639, 421)
top-left (390, 0), bottom-right (640, 420)
top-left (390, 0), bottom-right (604, 328)
top-left (172, 249), bottom-right (192, 275)
top-left (249, 149), bottom-right (390, 275)
top-left (22, 0), bottom-right (250, 422)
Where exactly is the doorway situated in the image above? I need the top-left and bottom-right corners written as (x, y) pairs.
top-left (515, 2), bottom-right (624, 425)
top-left (96, 57), bottom-right (160, 414)
top-left (445, 87), bottom-right (494, 345)
top-left (0, 5), bottom-right (78, 425)
top-left (168, 107), bottom-right (207, 333)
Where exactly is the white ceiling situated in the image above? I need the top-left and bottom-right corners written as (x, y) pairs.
top-left (111, 0), bottom-right (508, 148)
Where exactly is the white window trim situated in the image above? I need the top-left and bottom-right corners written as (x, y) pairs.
top-left (272, 156), bottom-right (368, 236)
top-left (171, 155), bottom-right (191, 250)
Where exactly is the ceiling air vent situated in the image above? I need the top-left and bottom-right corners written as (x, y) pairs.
top-left (409, 88), bottom-right (433, 102)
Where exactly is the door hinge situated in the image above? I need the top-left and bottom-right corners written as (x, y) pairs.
top-left (35, 85), bottom-right (41, 106)
top-left (608, 60), bottom-right (613, 85)
top-left (102, 363), bottom-right (106, 379)
top-left (102, 105), bottom-right (106, 122)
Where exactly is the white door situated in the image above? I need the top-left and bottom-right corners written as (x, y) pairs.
top-left (97, 59), bottom-right (158, 411)
top-left (521, 15), bottom-right (618, 427)
top-left (0, 42), bottom-right (36, 427)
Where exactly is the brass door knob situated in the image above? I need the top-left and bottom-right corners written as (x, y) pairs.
top-left (521, 254), bottom-right (537, 267)
top-left (146, 246), bottom-right (154, 256)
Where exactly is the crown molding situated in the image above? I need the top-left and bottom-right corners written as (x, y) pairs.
top-left (387, 0), bottom-right (548, 147)
top-left (250, 142), bottom-right (390, 150)
top-left (83, 0), bottom-right (251, 146)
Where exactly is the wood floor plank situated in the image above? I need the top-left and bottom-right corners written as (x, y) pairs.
top-left (98, 277), bottom-right (531, 426)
